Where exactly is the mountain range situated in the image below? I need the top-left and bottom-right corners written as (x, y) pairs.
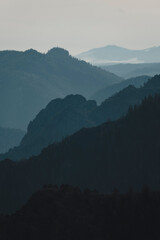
top-left (0, 47), bottom-right (121, 130)
top-left (76, 45), bottom-right (160, 64)
top-left (1, 75), bottom-right (160, 161)
top-left (90, 75), bottom-right (150, 104)
top-left (0, 91), bottom-right (160, 213)
top-left (1, 95), bottom-right (97, 160)
top-left (101, 62), bottom-right (160, 79)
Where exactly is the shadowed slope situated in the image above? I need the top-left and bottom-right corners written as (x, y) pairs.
top-left (1, 75), bottom-right (160, 161)
top-left (0, 94), bottom-right (160, 213)
top-left (0, 185), bottom-right (160, 240)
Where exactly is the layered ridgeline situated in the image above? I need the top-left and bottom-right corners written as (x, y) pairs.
top-left (0, 186), bottom-right (160, 240)
top-left (90, 75), bottom-right (150, 104)
top-left (101, 63), bottom-right (160, 79)
top-left (91, 74), bottom-right (160, 124)
top-left (0, 127), bottom-right (25, 153)
top-left (1, 95), bottom-right (97, 160)
top-left (1, 94), bottom-right (160, 213)
top-left (1, 75), bottom-right (160, 161)
top-left (76, 45), bottom-right (160, 64)
top-left (0, 47), bottom-right (121, 130)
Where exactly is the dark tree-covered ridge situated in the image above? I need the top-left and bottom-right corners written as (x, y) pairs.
top-left (0, 94), bottom-right (160, 213)
top-left (0, 185), bottom-right (160, 240)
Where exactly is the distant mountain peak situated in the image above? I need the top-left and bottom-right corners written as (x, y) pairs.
top-left (64, 94), bottom-right (87, 102)
top-left (77, 45), bottom-right (160, 64)
top-left (47, 47), bottom-right (69, 57)
top-left (63, 94), bottom-right (97, 108)
top-left (104, 45), bottom-right (125, 49)
top-left (24, 49), bottom-right (40, 55)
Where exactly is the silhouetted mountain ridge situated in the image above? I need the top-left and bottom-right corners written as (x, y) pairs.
top-left (100, 62), bottom-right (160, 78)
top-left (1, 75), bottom-right (160, 161)
top-left (0, 94), bottom-right (160, 213)
top-left (77, 45), bottom-right (160, 64)
top-left (91, 75), bottom-right (150, 103)
top-left (0, 47), bottom-right (121, 129)
top-left (47, 47), bottom-right (69, 57)
top-left (91, 75), bottom-right (160, 124)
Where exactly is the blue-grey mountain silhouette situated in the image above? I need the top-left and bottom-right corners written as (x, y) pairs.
top-left (77, 45), bottom-right (160, 64)
top-left (1, 75), bottom-right (160, 161)
top-left (101, 62), bottom-right (160, 78)
top-left (0, 47), bottom-right (121, 130)
top-left (90, 75), bottom-right (150, 104)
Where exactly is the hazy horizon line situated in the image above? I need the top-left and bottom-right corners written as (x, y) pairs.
top-left (0, 44), bottom-right (160, 56)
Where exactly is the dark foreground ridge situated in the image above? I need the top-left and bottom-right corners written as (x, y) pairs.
top-left (0, 185), bottom-right (160, 240)
top-left (1, 94), bottom-right (160, 214)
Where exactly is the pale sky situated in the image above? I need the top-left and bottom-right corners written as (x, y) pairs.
top-left (0, 0), bottom-right (160, 54)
